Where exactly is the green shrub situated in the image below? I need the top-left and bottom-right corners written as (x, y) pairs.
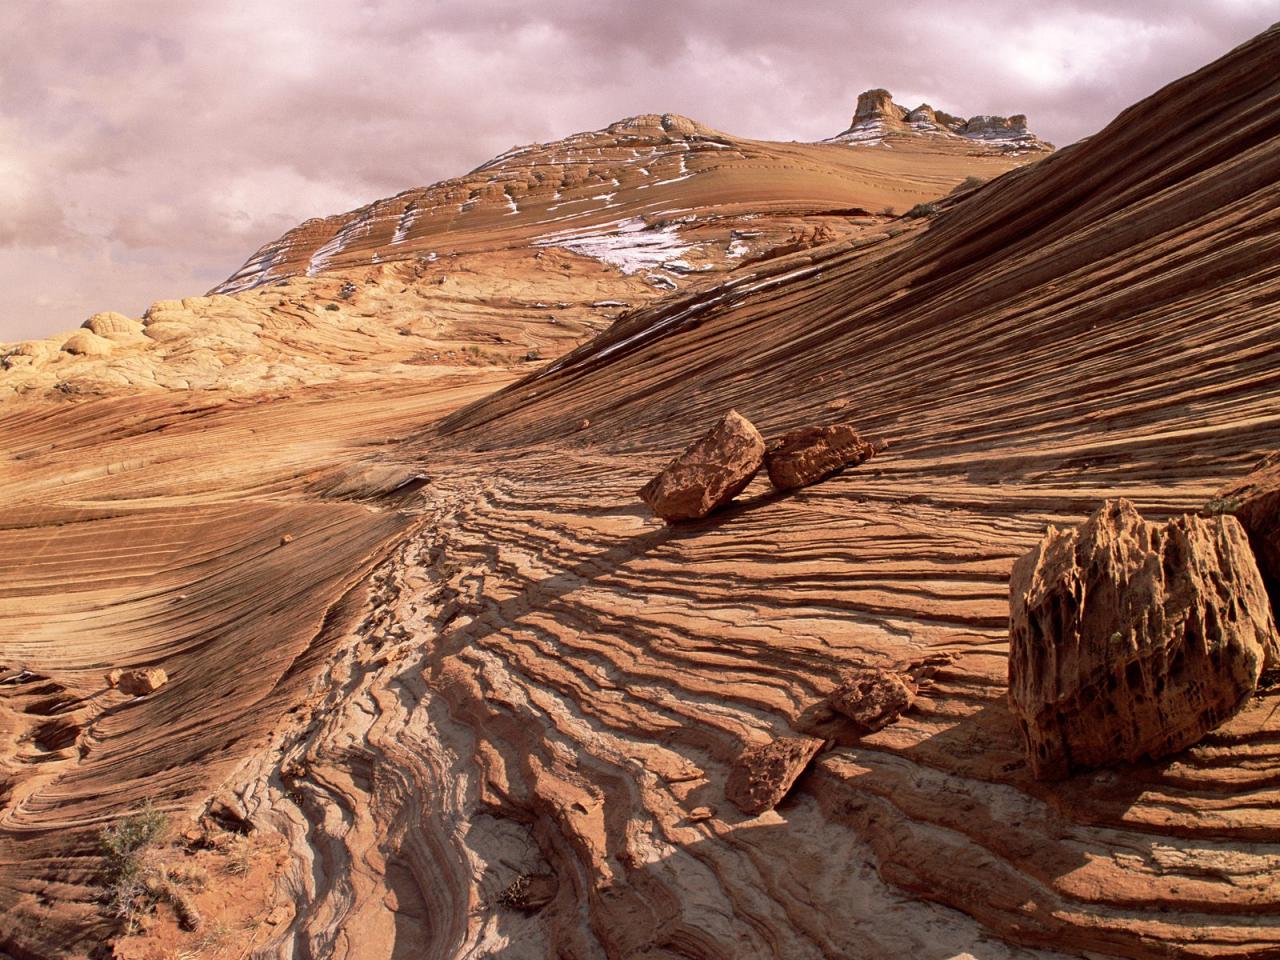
top-left (99, 804), bottom-right (168, 931)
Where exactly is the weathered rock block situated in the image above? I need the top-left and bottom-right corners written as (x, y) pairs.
top-left (638, 410), bottom-right (765, 521)
top-left (725, 735), bottom-right (823, 815)
top-left (1214, 451), bottom-right (1280, 615)
top-left (764, 423), bottom-right (884, 492)
top-left (1009, 498), bottom-right (1280, 780)
top-left (829, 664), bottom-right (916, 733)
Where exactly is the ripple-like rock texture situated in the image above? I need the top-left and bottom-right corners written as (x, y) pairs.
top-left (2, 27), bottom-right (1280, 960)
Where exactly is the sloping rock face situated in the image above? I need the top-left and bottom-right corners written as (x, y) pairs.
top-left (638, 410), bottom-right (764, 520)
top-left (1009, 499), bottom-right (1280, 779)
top-left (725, 736), bottom-right (825, 815)
top-left (764, 424), bottom-right (883, 491)
top-left (1215, 451), bottom-right (1280, 613)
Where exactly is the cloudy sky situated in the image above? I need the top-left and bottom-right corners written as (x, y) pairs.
top-left (2, 1), bottom-right (1276, 342)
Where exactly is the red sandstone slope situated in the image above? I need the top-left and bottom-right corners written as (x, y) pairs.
top-left (1, 31), bottom-right (1278, 960)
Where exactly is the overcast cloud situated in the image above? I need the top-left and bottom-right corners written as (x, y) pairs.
top-left (2, 0), bottom-right (1276, 341)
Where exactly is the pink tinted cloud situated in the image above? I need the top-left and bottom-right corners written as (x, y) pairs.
top-left (1, 0), bottom-right (1275, 342)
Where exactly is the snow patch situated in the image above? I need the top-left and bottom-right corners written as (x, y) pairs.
top-left (534, 217), bottom-right (699, 275)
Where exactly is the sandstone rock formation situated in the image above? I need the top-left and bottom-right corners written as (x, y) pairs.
top-left (764, 423), bottom-right (884, 491)
top-left (1009, 499), bottom-right (1280, 779)
top-left (1214, 451), bottom-right (1280, 613)
top-left (637, 409), bottom-right (765, 520)
top-left (725, 736), bottom-right (825, 815)
top-left (834, 88), bottom-right (1051, 152)
top-left (4, 23), bottom-right (1280, 960)
top-left (852, 88), bottom-right (905, 124)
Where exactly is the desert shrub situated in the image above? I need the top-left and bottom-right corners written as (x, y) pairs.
top-left (99, 804), bottom-right (168, 931)
top-left (951, 175), bottom-right (988, 194)
top-left (1202, 495), bottom-right (1242, 515)
top-left (223, 835), bottom-right (254, 877)
top-left (904, 202), bottom-right (940, 219)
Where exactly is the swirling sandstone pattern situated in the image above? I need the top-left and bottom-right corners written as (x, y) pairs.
top-left (1, 26), bottom-right (1279, 960)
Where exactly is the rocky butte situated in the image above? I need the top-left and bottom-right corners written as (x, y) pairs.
top-left (2, 23), bottom-right (1280, 960)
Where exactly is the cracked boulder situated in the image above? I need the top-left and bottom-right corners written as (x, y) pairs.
top-left (1009, 498), bottom-right (1280, 780)
top-left (638, 409), bottom-right (764, 521)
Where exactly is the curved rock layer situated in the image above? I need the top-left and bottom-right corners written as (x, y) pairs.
top-left (0, 24), bottom-right (1279, 960)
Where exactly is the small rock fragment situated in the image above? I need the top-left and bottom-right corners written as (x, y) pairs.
top-left (280, 534), bottom-right (294, 545)
top-left (1009, 498), bottom-right (1280, 780)
top-left (829, 665), bottom-right (916, 733)
top-left (764, 423), bottom-right (885, 492)
top-left (638, 409), bottom-right (765, 521)
top-left (725, 735), bottom-right (824, 815)
top-left (108, 668), bottom-right (168, 695)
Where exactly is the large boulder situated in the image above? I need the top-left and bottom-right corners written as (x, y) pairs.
top-left (1009, 499), bottom-right (1279, 780)
top-left (725, 735), bottom-right (824, 816)
top-left (638, 410), bottom-right (765, 521)
top-left (764, 424), bottom-right (884, 492)
top-left (1214, 451), bottom-right (1280, 615)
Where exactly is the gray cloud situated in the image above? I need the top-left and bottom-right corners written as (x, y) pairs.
top-left (2, 0), bottom-right (1276, 341)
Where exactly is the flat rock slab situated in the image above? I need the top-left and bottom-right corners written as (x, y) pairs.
top-left (726, 735), bottom-right (824, 815)
top-left (1009, 498), bottom-right (1280, 780)
top-left (765, 423), bottom-right (884, 492)
top-left (638, 409), bottom-right (765, 521)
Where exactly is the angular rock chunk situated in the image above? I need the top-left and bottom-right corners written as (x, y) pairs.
top-left (1214, 451), bottom-right (1280, 614)
top-left (764, 424), bottom-right (884, 492)
top-left (829, 665), bottom-right (916, 733)
top-left (107, 667), bottom-right (169, 696)
top-left (828, 653), bottom-right (954, 734)
top-left (725, 735), bottom-right (824, 815)
top-left (638, 410), bottom-right (764, 521)
top-left (1009, 498), bottom-right (1280, 780)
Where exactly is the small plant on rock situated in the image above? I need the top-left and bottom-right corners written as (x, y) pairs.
top-left (99, 804), bottom-right (168, 932)
top-left (99, 804), bottom-right (206, 933)
top-left (904, 202), bottom-right (940, 219)
top-left (1202, 495), bottom-right (1242, 516)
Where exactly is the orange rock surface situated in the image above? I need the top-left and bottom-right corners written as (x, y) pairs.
top-left (2, 33), bottom-right (1280, 960)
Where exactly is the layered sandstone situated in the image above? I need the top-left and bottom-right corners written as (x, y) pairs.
top-left (1, 23), bottom-right (1280, 960)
